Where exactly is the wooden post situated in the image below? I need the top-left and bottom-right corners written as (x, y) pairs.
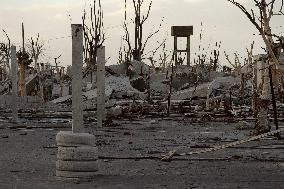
top-left (19, 23), bottom-right (26, 96)
top-left (241, 73), bottom-right (245, 109)
top-left (174, 36), bottom-right (177, 66)
top-left (22, 23), bottom-right (25, 53)
top-left (72, 24), bottom-right (84, 133)
top-left (19, 63), bottom-right (26, 96)
top-left (229, 89), bottom-right (232, 109)
top-left (167, 64), bottom-right (174, 116)
top-left (60, 73), bottom-right (63, 97)
top-left (147, 67), bottom-right (151, 102)
top-left (268, 67), bottom-right (280, 139)
top-left (187, 36), bottom-right (191, 66)
top-left (252, 61), bottom-right (258, 117)
top-left (11, 46), bottom-right (18, 122)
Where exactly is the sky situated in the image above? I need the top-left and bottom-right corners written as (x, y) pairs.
top-left (0, 0), bottom-right (283, 67)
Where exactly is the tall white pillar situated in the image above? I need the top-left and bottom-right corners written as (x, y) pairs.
top-left (11, 46), bottom-right (18, 122)
top-left (97, 47), bottom-right (106, 127)
top-left (56, 24), bottom-right (98, 179)
top-left (71, 24), bottom-right (84, 133)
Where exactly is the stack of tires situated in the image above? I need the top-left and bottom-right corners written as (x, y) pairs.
top-left (56, 131), bottom-right (98, 179)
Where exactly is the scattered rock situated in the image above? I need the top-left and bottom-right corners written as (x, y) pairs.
top-left (235, 121), bottom-right (253, 130)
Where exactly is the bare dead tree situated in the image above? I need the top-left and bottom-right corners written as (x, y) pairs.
top-left (227, 0), bottom-right (284, 135)
top-left (132, 0), bottom-right (152, 61)
top-left (0, 30), bottom-right (11, 75)
top-left (227, 0), bottom-right (283, 67)
top-left (26, 33), bottom-right (44, 72)
top-left (224, 51), bottom-right (233, 67)
top-left (83, 0), bottom-right (105, 68)
top-left (122, 7), bottom-right (132, 63)
top-left (210, 41), bottom-right (222, 71)
top-left (122, 0), bottom-right (133, 62)
top-left (193, 22), bottom-right (222, 83)
top-left (117, 37), bottom-right (124, 65)
top-left (224, 48), bottom-right (253, 76)
top-left (17, 23), bottom-right (33, 96)
top-left (160, 43), bottom-right (173, 72)
top-left (17, 50), bottom-right (32, 96)
top-left (194, 22), bottom-right (220, 68)
top-left (246, 42), bottom-right (255, 66)
top-left (224, 52), bottom-right (237, 76)
top-left (123, 0), bottom-right (162, 62)
top-left (142, 32), bottom-right (168, 68)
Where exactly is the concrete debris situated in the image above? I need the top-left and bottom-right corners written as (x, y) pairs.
top-left (1, 46), bottom-right (284, 138)
top-left (172, 82), bottom-right (209, 100)
top-left (1, 9), bottom-right (284, 189)
top-left (150, 73), bottom-right (168, 93)
top-left (107, 105), bottom-right (123, 117)
top-left (0, 80), bottom-right (10, 95)
top-left (234, 121), bottom-right (254, 130)
top-left (207, 76), bottom-right (241, 97)
top-left (52, 75), bottom-right (145, 105)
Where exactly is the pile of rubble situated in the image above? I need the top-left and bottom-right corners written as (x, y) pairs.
top-left (1, 47), bottom-right (284, 128)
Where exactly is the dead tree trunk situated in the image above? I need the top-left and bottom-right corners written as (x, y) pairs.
top-left (19, 23), bottom-right (26, 96)
top-left (167, 64), bottom-right (174, 116)
top-left (28, 33), bottom-right (44, 72)
top-left (0, 30), bottom-right (11, 77)
top-left (82, 0), bottom-right (105, 83)
top-left (123, 0), bottom-right (158, 62)
top-left (17, 23), bottom-right (32, 96)
top-left (228, 0), bottom-right (284, 135)
top-left (19, 63), bottom-right (26, 96)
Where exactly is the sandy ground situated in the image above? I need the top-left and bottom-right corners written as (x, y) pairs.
top-left (0, 117), bottom-right (284, 189)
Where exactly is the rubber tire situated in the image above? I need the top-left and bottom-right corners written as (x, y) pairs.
top-left (57, 146), bottom-right (98, 161)
top-left (56, 170), bottom-right (97, 179)
top-left (56, 131), bottom-right (96, 147)
top-left (56, 160), bottom-right (98, 172)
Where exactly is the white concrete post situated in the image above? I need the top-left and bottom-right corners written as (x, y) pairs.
top-left (11, 46), bottom-right (18, 122)
top-left (97, 46), bottom-right (106, 127)
top-left (72, 24), bottom-right (84, 133)
top-left (55, 25), bottom-right (98, 179)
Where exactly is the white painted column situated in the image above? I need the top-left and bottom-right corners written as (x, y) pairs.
top-left (55, 25), bottom-right (98, 179)
top-left (71, 24), bottom-right (84, 133)
top-left (97, 46), bottom-right (106, 127)
top-left (11, 46), bottom-right (18, 122)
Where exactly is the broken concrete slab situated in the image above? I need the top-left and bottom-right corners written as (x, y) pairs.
top-left (52, 75), bottom-right (146, 105)
top-left (172, 82), bottom-right (209, 100)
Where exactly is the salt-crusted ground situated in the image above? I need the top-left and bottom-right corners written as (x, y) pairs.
top-left (0, 117), bottom-right (283, 189)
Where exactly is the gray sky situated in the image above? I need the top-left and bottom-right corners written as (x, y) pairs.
top-left (0, 0), bottom-right (283, 67)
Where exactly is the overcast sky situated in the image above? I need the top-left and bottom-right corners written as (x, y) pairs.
top-left (0, 0), bottom-right (283, 67)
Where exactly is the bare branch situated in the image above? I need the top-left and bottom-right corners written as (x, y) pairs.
top-left (227, 0), bottom-right (262, 32)
top-left (83, 0), bottom-right (105, 66)
top-left (141, 1), bottom-right (152, 24)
